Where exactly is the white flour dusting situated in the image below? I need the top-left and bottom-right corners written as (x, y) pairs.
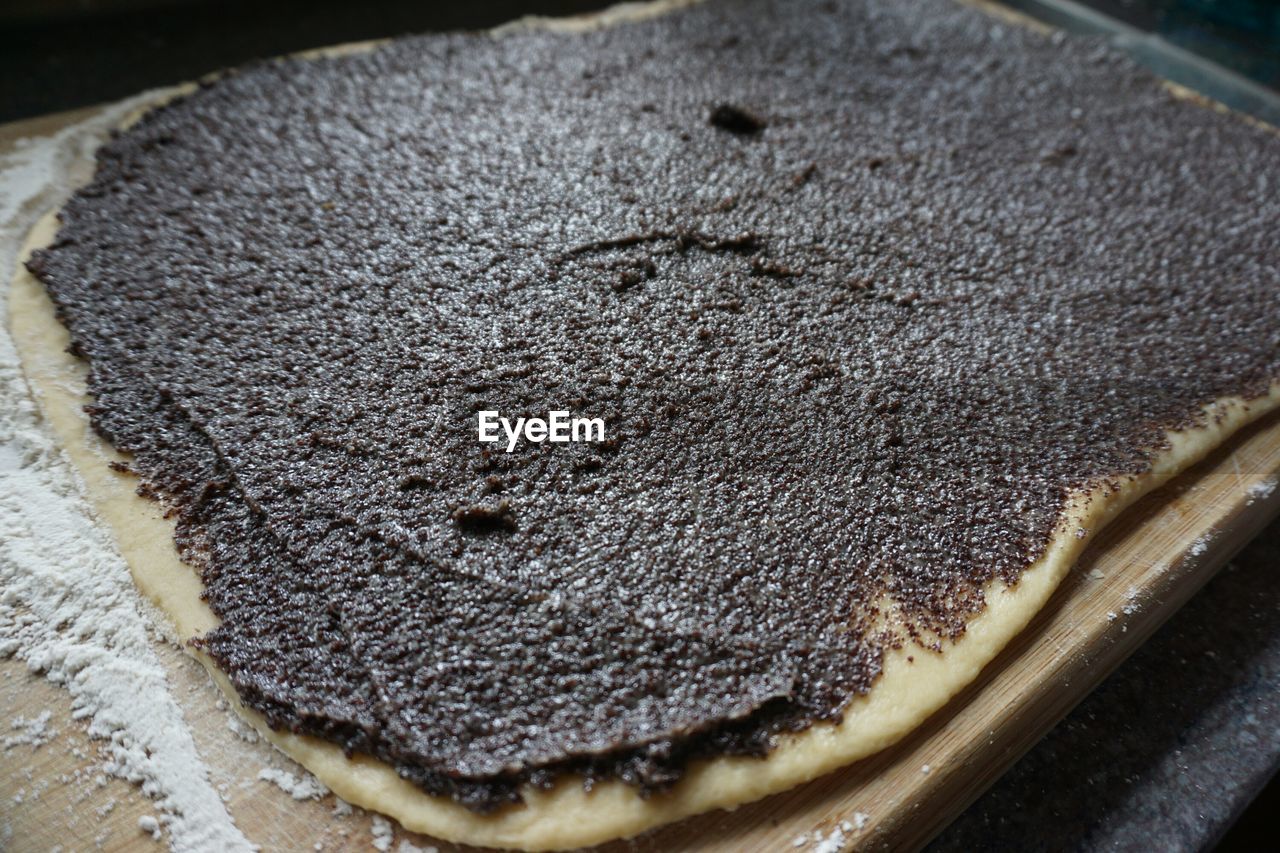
top-left (396, 839), bottom-right (438, 853)
top-left (139, 814), bottom-right (162, 840)
top-left (1246, 477), bottom-right (1276, 502)
top-left (371, 814), bottom-right (395, 851)
top-left (811, 824), bottom-right (848, 853)
top-left (791, 814), bottom-right (868, 853)
top-left (4, 710), bottom-right (55, 749)
top-left (257, 767), bottom-right (329, 801)
top-left (1120, 585), bottom-right (1140, 616)
top-left (227, 715), bottom-right (260, 744)
top-left (0, 99), bottom-right (253, 852)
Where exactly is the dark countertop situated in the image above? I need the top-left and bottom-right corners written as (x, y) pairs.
top-left (930, 518), bottom-right (1280, 851)
top-left (1, 1), bottom-right (1275, 849)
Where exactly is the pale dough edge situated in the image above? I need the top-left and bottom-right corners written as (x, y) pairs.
top-left (10, 3), bottom-right (1280, 850)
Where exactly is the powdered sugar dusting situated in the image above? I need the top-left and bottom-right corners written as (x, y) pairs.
top-left (0, 98), bottom-right (252, 852)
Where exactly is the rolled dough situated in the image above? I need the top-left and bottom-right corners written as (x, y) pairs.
top-left (8, 1), bottom-right (1280, 849)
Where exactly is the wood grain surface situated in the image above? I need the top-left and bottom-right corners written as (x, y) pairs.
top-left (3, 102), bottom-right (1279, 853)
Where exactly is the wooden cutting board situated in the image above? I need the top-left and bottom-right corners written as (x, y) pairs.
top-left (2, 102), bottom-right (1279, 853)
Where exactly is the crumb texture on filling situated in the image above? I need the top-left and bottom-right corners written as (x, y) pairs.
top-left (24, 0), bottom-right (1280, 812)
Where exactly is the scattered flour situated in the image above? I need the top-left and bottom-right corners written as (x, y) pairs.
top-left (4, 710), bottom-right (55, 749)
top-left (0, 99), bottom-right (253, 852)
top-left (257, 767), bottom-right (329, 800)
top-left (139, 814), bottom-right (163, 840)
top-left (397, 840), bottom-right (438, 853)
top-left (1246, 478), bottom-right (1276, 502)
top-left (226, 715), bottom-right (259, 744)
top-left (1188, 535), bottom-right (1211, 558)
top-left (1087, 569), bottom-right (1105, 580)
top-left (371, 815), bottom-right (395, 851)
top-left (1120, 586), bottom-right (1140, 616)
top-left (792, 814), bottom-right (868, 852)
top-left (812, 824), bottom-right (849, 853)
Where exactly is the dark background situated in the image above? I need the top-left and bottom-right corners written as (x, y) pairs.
top-left (1077, 0), bottom-right (1279, 82)
top-left (2, 0), bottom-right (1278, 123)
top-left (0, 0), bottom-right (620, 123)
top-left (2, 0), bottom-right (1276, 849)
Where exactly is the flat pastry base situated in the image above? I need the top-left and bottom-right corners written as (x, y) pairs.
top-left (9, 5), bottom-right (1280, 852)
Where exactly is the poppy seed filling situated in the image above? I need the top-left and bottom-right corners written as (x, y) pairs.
top-left (26, 0), bottom-right (1280, 811)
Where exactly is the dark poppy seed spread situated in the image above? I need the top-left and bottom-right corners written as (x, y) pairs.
top-left (26, 0), bottom-right (1280, 811)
